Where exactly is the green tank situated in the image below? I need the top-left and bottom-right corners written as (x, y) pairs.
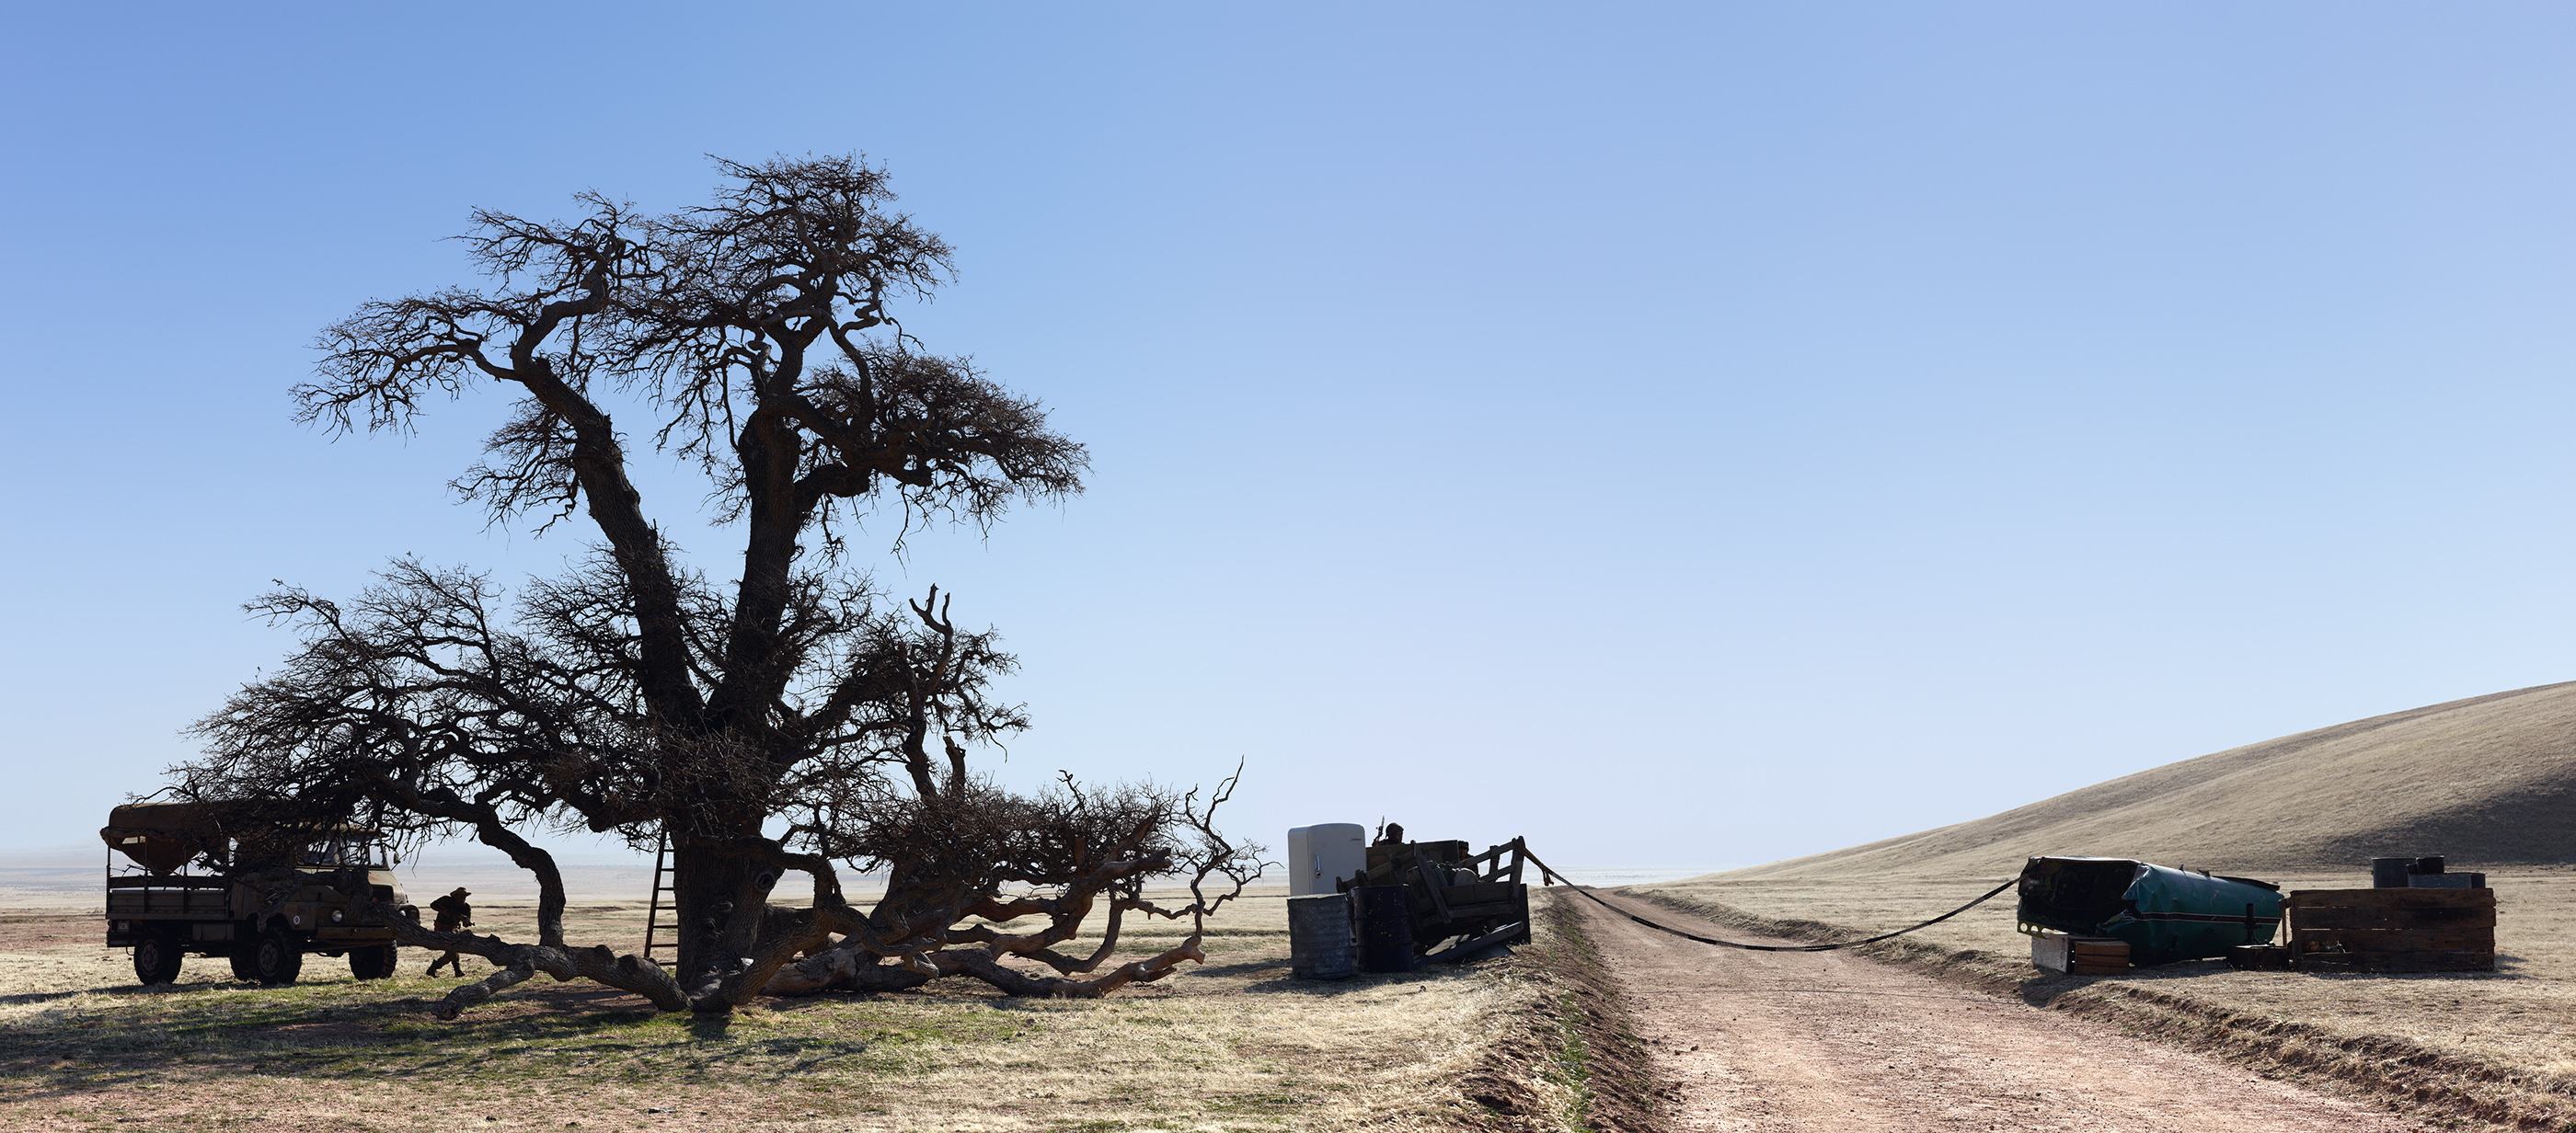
top-left (2016, 855), bottom-right (2281, 965)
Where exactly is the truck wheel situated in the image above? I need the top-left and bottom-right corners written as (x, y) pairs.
top-left (132, 935), bottom-right (183, 985)
top-left (252, 932), bottom-right (305, 987)
top-left (229, 950), bottom-right (259, 983)
top-left (349, 944), bottom-right (398, 980)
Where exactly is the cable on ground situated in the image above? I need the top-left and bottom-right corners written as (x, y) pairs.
top-left (1543, 869), bottom-right (2019, 954)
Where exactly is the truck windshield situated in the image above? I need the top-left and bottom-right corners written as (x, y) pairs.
top-left (297, 837), bottom-right (374, 866)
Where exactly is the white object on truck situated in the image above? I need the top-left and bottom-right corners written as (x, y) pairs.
top-left (1285, 824), bottom-right (1367, 897)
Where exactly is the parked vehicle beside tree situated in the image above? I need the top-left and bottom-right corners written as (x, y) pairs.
top-left (100, 802), bottom-right (419, 986)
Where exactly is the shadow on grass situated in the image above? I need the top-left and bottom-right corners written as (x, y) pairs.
top-left (1, 976), bottom-right (270, 1008)
top-left (0, 987), bottom-right (105, 1008)
top-left (1190, 959), bottom-right (1288, 978)
top-left (0, 974), bottom-right (1018, 1101)
top-left (1237, 964), bottom-right (1482, 996)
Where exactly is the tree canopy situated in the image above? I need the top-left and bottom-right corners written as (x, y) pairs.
top-left (177, 155), bottom-right (1259, 1016)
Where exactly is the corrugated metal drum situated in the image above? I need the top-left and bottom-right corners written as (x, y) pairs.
top-left (1352, 885), bottom-right (1416, 973)
top-left (1287, 893), bottom-right (1354, 979)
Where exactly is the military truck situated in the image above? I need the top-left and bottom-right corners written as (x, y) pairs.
top-left (99, 803), bottom-right (420, 986)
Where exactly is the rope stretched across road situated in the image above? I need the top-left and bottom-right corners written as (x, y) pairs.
top-left (1520, 845), bottom-right (2018, 953)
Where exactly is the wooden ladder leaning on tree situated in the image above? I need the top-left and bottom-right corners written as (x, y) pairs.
top-left (643, 832), bottom-right (679, 967)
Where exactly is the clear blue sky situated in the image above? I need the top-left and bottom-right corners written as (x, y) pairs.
top-left (5, 4), bottom-right (2573, 872)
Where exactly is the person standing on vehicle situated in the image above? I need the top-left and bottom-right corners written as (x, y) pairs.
top-left (426, 887), bottom-right (474, 977)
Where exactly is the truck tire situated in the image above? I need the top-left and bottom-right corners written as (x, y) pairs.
top-left (252, 932), bottom-right (304, 987)
top-left (229, 949), bottom-right (259, 983)
top-left (132, 935), bottom-right (183, 985)
top-left (349, 944), bottom-right (398, 980)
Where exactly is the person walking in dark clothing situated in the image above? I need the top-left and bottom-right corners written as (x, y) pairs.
top-left (427, 887), bottom-right (474, 977)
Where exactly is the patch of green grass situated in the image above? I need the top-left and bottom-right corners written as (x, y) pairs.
top-left (1544, 989), bottom-right (1596, 1127)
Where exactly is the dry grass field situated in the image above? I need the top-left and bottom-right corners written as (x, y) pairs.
top-left (1733, 680), bottom-right (2576, 881)
top-left (0, 890), bottom-right (1570, 1133)
top-left (28, 683), bottom-right (2576, 1128)
top-left (1630, 681), bottom-right (2576, 1125)
top-left (1631, 865), bottom-right (2576, 1127)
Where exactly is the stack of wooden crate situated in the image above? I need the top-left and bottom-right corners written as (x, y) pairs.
top-left (2284, 887), bottom-right (2496, 972)
top-left (2030, 930), bottom-right (2131, 976)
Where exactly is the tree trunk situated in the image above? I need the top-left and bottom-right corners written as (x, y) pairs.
top-left (671, 841), bottom-right (776, 1010)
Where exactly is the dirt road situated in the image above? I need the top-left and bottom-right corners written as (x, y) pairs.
top-left (1573, 894), bottom-right (2439, 1133)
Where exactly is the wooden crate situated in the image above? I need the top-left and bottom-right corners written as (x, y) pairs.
top-left (2285, 888), bottom-right (2495, 973)
top-left (1366, 840), bottom-right (1469, 873)
top-left (2031, 930), bottom-right (2130, 976)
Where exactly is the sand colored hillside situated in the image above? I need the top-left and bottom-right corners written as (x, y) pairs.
top-left (1728, 680), bottom-right (2576, 880)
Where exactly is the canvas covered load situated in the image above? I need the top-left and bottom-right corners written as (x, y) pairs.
top-left (2016, 855), bottom-right (2283, 965)
top-left (99, 803), bottom-right (383, 875)
top-left (99, 803), bottom-right (224, 875)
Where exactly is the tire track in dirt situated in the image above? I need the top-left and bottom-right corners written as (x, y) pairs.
top-left (1573, 893), bottom-right (2444, 1132)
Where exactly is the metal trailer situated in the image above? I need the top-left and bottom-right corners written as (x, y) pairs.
top-left (1337, 835), bottom-right (1535, 967)
top-left (100, 803), bottom-right (419, 987)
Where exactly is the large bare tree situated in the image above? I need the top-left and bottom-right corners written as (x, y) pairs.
top-left (177, 156), bottom-right (1259, 1017)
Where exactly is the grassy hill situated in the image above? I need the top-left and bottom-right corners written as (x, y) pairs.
top-left (1726, 680), bottom-right (2576, 880)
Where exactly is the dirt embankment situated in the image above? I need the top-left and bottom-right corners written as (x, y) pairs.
top-left (1449, 893), bottom-right (1669, 1133)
